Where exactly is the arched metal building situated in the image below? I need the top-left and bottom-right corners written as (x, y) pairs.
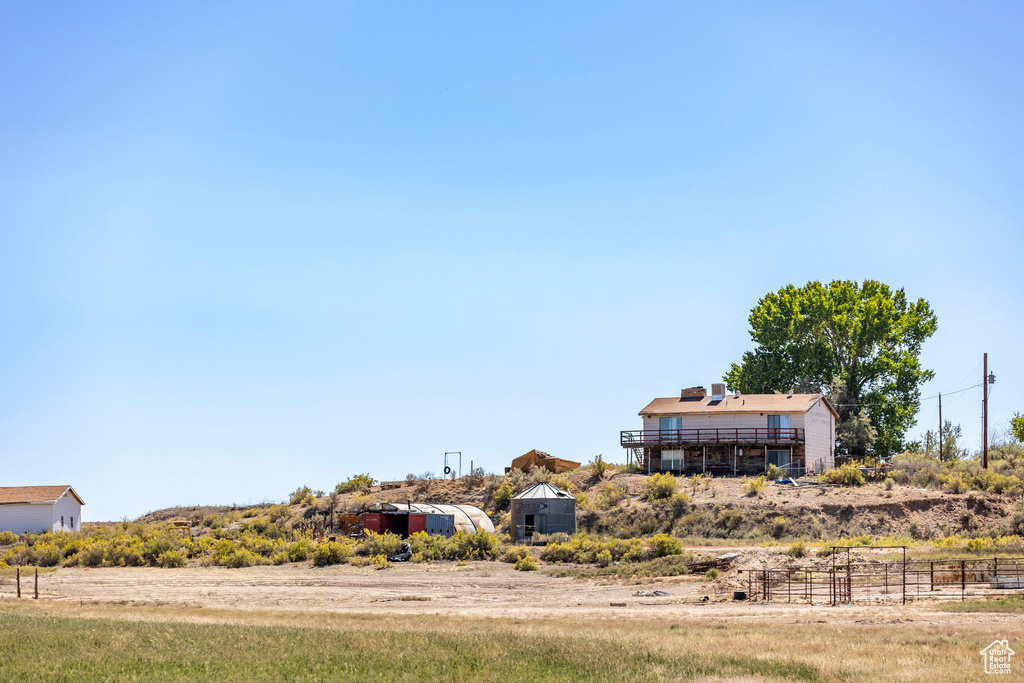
top-left (368, 502), bottom-right (494, 534)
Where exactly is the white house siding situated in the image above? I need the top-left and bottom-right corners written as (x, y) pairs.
top-left (51, 493), bottom-right (82, 531)
top-left (803, 399), bottom-right (835, 471)
top-left (0, 504), bottom-right (53, 535)
top-left (643, 411), bottom-right (807, 432)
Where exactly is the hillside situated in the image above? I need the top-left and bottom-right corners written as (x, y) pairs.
top-left (138, 468), bottom-right (1023, 543)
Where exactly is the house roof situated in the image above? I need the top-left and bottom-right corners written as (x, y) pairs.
top-left (513, 483), bottom-right (575, 500)
top-left (640, 393), bottom-right (839, 419)
top-left (0, 485), bottom-right (85, 506)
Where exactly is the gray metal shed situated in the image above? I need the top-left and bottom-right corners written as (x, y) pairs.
top-left (510, 483), bottom-right (576, 541)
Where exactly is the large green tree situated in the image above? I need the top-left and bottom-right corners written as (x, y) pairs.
top-left (724, 280), bottom-right (937, 457)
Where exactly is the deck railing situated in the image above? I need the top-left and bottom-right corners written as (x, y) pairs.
top-left (620, 427), bottom-right (804, 447)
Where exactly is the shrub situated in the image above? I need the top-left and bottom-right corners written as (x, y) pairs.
top-left (81, 544), bottom-right (105, 567)
top-left (223, 547), bottom-right (257, 568)
top-left (286, 539), bottom-right (313, 562)
top-left (788, 541), bottom-right (806, 558)
top-left (821, 465), bottom-right (866, 487)
top-left (744, 476), bottom-right (767, 497)
top-left (506, 469), bottom-right (532, 492)
top-left (528, 465), bottom-right (553, 484)
top-left (408, 532), bottom-right (450, 562)
top-left (312, 541), bottom-right (353, 566)
top-left (943, 474), bottom-right (967, 494)
top-left (596, 549), bottom-right (612, 567)
top-left (33, 543), bottom-right (61, 567)
top-left (595, 482), bottom-right (627, 509)
top-left (889, 454), bottom-right (942, 488)
top-left (289, 486), bottom-right (314, 505)
top-left (646, 533), bottom-right (683, 559)
top-left (500, 546), bottom-right (531, 564)
top-left (372, 554), bottom-right (391, 570)
top-left (589, 454), bottom-right (609, 478)
top-left (646, 473), bottom-right (676, 501)
top-left (449, 530), bottom-right (501, 561)
top-left (157, 550), bottom-right (186, 568)
top-left (335, 474), bottom-right (376, 494)
top-left (884, 476), bottom-right (895, 491)
top-left (492, 482), bottom-right (514, 511)
top-left (358, 532), bottom-right (405, 558)
top-left (0, 531), bottom-right (18, 545)
top-left (705, 568), bottom-right (719, 581)
top-left (514, 554), bottom-right (538, 571)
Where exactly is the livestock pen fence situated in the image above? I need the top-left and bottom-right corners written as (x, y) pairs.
top-left (739, 548), bottom-right (1024, 604)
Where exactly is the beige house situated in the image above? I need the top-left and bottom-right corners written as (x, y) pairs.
top-left (621, 384), bottom-right (837, 476)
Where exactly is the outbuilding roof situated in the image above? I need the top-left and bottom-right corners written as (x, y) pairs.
top-left (0, 485), bottom-right (85, 506)
top-left (640, 393), bottom-right (839, 419)
top-left (513, 483), bottom-right (575, 500)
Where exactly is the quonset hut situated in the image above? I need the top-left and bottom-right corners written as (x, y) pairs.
top-left (364, 502), bottom-right (495, 535)
top-left (510, 483), bottom-right (576, 542)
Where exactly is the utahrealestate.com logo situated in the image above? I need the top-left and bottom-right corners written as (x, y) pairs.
top-left (980, 640), bottom-right (1015, 675)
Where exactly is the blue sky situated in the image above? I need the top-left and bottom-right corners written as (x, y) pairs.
top-left (2, 3), bottom-right (1022, 520)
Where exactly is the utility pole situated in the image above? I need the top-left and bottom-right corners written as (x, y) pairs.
top-left (938, 392), bottom-right (942, 462)
top-left (982, 354), bottom-right (996, 469)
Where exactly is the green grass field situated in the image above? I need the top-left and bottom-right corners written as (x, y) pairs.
top-left (938, 596), bottom-right (1024, 613)
top-left (0, 601), bottom-right (1016, 682)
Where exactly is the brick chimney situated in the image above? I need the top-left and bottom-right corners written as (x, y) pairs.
top-left (680, 386), bottom-right (706, 401)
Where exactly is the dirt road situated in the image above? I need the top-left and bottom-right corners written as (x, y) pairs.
top-left (3, 562), bottom-right (1018, 628)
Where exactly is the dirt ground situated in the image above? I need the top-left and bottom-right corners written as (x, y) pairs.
top-left (4, 561), bottom-right (1021, 631)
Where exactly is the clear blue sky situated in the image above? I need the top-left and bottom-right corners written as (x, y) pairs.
top-left (2, 3), bottom-right (1022, 521)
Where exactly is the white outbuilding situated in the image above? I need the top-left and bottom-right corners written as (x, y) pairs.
top-left (0, 485), bottom-right (85, 534)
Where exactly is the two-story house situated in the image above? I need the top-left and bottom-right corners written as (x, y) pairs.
top-left (621, 384), bottom-right (837, 476)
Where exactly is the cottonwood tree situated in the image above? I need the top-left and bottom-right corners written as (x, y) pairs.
top-left (1012, 413), bottom-right (1024, 443)
top-left (724, 279), bottom-right (937, 457)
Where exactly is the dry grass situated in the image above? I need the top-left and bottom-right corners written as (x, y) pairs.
top-left (0, 600), bottom-right (1018, 682)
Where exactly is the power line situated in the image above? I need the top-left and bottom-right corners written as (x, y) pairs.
top-left (947, 360), bottom-right (983, 393)
top-left (834, 384), bottom-right (980, 408)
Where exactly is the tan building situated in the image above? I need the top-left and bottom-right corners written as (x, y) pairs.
top-left (621, 384), bottom-right (837, 476)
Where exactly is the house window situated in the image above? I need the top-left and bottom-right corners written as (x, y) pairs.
top-left (70, 516), bottom-right (74, 529)
top-left (767, 414), bottom-right (791, 437)
top-left (767, 450), bottom-right (791, 471)
top-left (660, 417), bottom-right (681, 432)
top-left (662, 450), bottom-right (684, 471)
top-left (61, 516), bottom-right (65, 528)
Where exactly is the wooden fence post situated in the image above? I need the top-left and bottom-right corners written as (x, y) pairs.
top-left (16, 567), bottom-right (20, 598)
top-left (34, 568), bottom-right (38, 600)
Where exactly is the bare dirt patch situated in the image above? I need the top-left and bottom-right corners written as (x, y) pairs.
top-left (4, 562), bottom-right (1020, 630)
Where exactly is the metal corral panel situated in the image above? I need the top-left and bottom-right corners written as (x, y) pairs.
top-left (423, 513), bottom-right (455, 538)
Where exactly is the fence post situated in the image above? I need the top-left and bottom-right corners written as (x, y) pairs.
top-left (961, 560), bottom-right (966, 601)
top-left (34, 568), bottom-right (38, 600)
top-left (16, 567), bottom-right (20, 598)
